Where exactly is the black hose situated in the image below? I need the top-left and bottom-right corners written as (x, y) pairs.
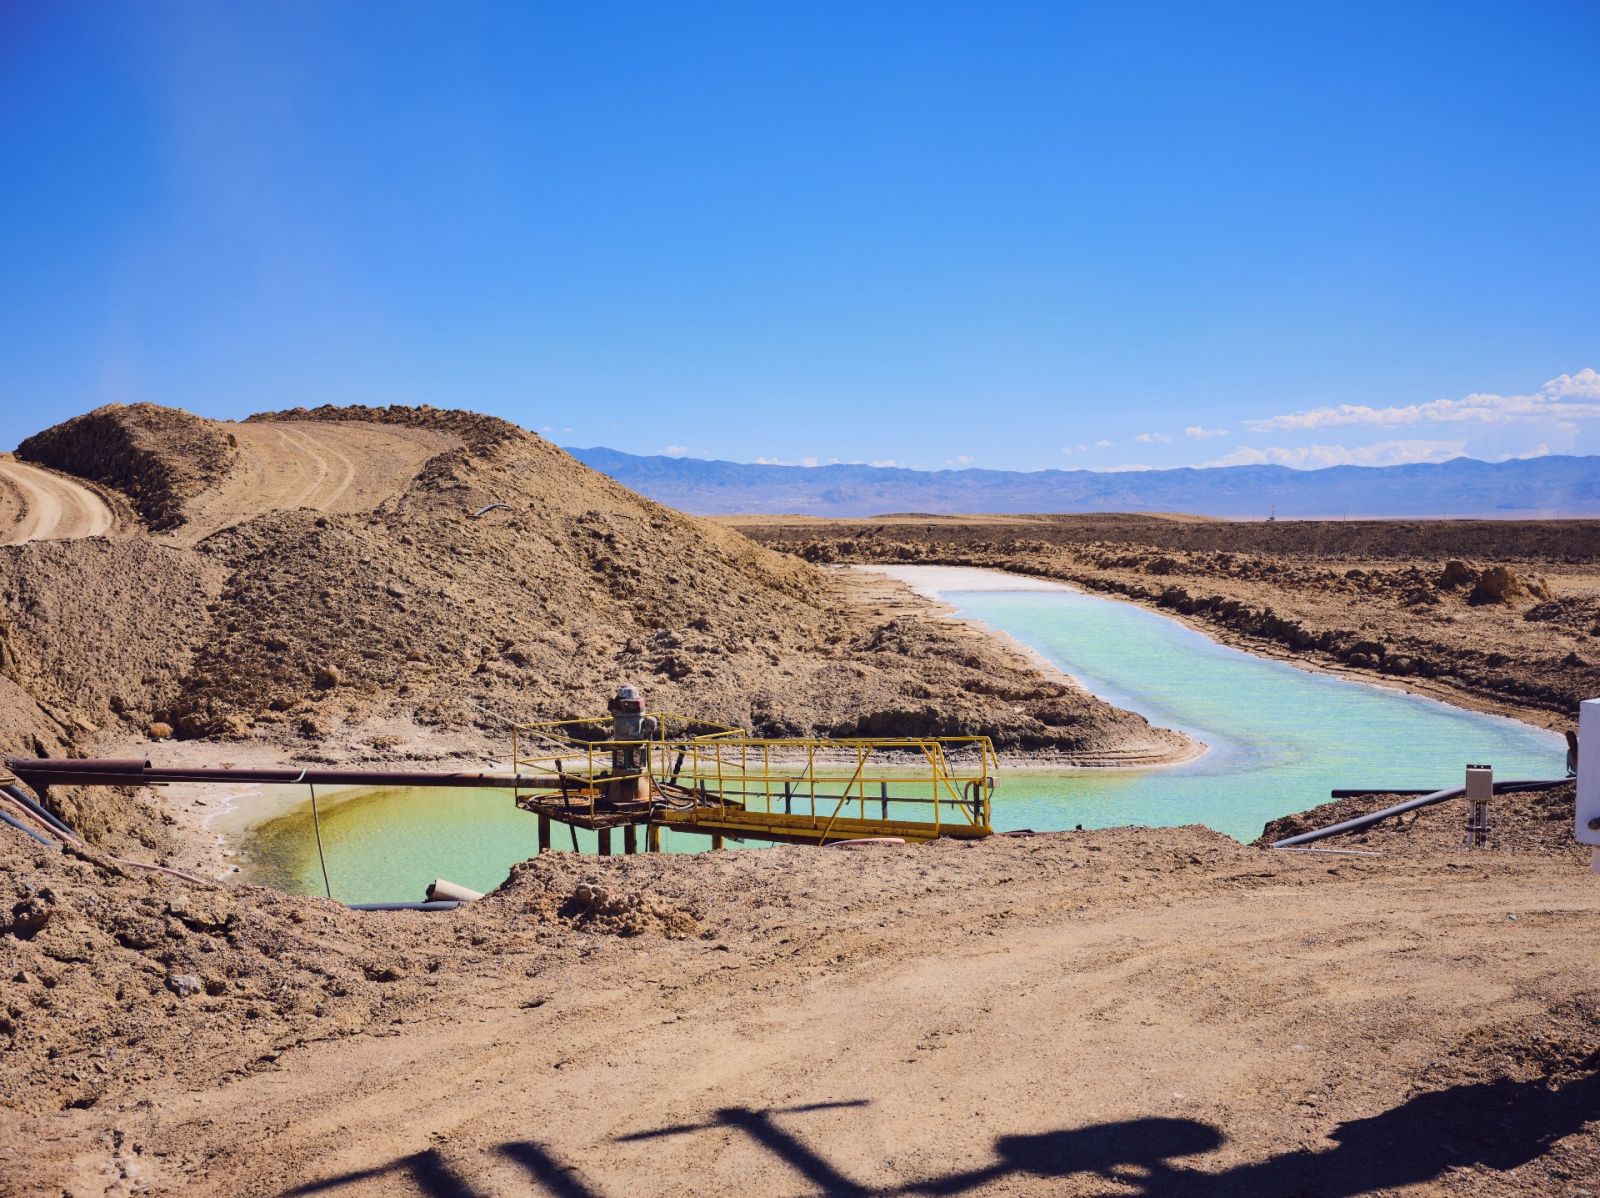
top-left (1, 807), bottom-right (57, 848)
top-left (2, 783), bottom-right (77, 840)
top-left (1329, 788), bottom-right (1439, 799)
top-left (1272, 778), bottom-right (1570, 849)
top-left (346, 900), bottom-right (463, 912)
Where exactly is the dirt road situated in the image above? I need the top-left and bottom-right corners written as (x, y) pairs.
top-left (16, 831), bottom-right (1594, 1197)
top-left (170, 421), bottom-right (459, 544)
top-left (0, 456), bottom-right (115, 545)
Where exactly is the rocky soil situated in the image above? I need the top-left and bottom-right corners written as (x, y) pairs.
top-left (736, 514), bottom-right (1600, 729)
top-left (3, 797), bottom-right (1596, 1195)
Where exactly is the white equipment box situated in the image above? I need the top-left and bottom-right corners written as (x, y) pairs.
top-left (1576, 699), bottom-right (1600, 871)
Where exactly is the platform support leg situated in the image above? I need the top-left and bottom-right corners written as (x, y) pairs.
top-left (537, 814), bottom-right (550, 855)
top-left (623, 824), bottom-right (637, 855)
top-left (711, 833), bottom-right (724, 851)
top-left (646, 824), bottom-right (662, 853)
top-left (598, 828), bottom-right (612, 856)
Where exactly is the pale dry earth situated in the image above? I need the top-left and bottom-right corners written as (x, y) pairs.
top-left (168, 421), bottom-right (461, 545)
top-left (3, 816), bottom-right (1596, 1198)
top-left (0, 456), bottom-right (116, 545)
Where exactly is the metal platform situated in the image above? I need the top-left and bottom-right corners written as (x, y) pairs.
top-left (510, 717), bottom-right (997, 851)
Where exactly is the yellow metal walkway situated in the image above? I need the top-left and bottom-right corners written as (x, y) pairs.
top-left (512, 716), bottom-right (996, 850)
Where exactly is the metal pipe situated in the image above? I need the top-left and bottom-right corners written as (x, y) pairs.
top-left (1272, 778), bottom-right (1570, 848)
top-left (345, 900), bottom-right (463, 912)
top-left (1, 807), bottom-right (57, 847)
top-left (6, 758), bottom-right (563, 791)
top-left (1329, 788), bottom-right (1438, 799)
top-left (1, 783), bottom-right (78, 840)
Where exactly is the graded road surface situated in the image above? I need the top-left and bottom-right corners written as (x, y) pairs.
top-left (29, 832), bottom-right (1594, 1198)
top-left (0, 456), bottom-right (116, 545)
top-left (170, 421), bottom-right (459, 544)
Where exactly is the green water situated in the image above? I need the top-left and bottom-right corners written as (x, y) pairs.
top-left (245, 573), bottom-right (1564, 902)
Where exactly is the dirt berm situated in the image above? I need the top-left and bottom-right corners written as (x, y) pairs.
top-left (0, 405), bottom-right (1184, 860)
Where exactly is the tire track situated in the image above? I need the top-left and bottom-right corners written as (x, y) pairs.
top-left (0, 457), bottom-right (115, 545)
top-left (168, 422), bottom-right (458, 544)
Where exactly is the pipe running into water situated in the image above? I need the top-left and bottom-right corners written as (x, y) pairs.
top-left (1271, 778), bottom-right (1570, 848)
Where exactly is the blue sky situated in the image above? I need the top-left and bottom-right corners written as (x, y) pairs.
top-left (1, 1), bottom-right (1597, 472)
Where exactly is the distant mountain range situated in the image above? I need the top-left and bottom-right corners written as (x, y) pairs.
top-left (566, 448), bottom-right (1600, 519)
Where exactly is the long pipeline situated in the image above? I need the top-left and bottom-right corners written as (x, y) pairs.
top-left (5, 758), bottom-right (564, 791)
top-left (1271, 777), bottom-right (1571, 849)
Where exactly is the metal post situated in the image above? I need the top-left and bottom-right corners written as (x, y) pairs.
top-left (880, 780), bottom-right (888, 822)
top-left (538, 813), bottom-right (550, 855)
top-left (711, 833), bottom-right (724, 851)
top-left (1464, 764), bottom-right (1492, 848)
top-left (784, 781), bottom-right (792, 815)
top-left (647, 823), bottom-right (661, 853)
top-left (598, 828), bottom-right (612, 856)
top-left (623, 824), bottom-right (637, 855)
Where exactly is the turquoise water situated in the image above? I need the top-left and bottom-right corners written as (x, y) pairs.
top-left (948, 586), bottom-right (1563, 841)
top-left (244, 575), bottom-right (1565, 902)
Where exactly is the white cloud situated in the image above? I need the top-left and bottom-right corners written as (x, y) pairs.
top-left (870, 459), bottom-right (899, 468)
top-left (1097, 463), bottom-right (1153, 472)
top-left (1245, 368), bottom-right (1600, 432)
top-left (754, 456), bottom-right (784, 465)
top-left (1135, 432), bottom-right (1174, 444)
top-left (1204, 439), bottom-right (1468, 469)
top-left (660, 445), bottom-right (688, 457)
top-left (944, 454), bottom-right (972, 467)
top-left (1494, 443), bottom-right (1553, 461)
top-left (1184, 426), bottom-right (1229, 439)
top-left (1095, 439), bottom-right (1114, 449)
top-left (800, 456), bottom-right (819, 468)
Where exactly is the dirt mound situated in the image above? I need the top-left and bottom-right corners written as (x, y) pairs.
top-left (18, 404), bottom-right (235, 531)
top-left (1256, 783), bottom-right (1583, 859)
top-left (150, 406), bottom-right (1168, 755)
top-left (0, 538), bottom-right (225, 855)
top-left (497, 862), bottom-right (701, 937)
top-left (1468, 564), bottom-right (1553, 606)
top-left (0, 838), bottom-right (420, 1117)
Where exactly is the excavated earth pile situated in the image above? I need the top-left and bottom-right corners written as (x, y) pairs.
top-left (0, 404), bottom-right (1179, 773)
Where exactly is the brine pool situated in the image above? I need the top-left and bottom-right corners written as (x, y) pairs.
top-left (240, 566), bottom-right (1565, 902)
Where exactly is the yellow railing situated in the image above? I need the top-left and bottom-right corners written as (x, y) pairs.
top-left (510, 715), bottom-right (996, 835)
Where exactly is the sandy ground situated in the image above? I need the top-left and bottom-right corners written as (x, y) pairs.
top-left (167, 421), bottom-right (460, 545)
top-left (5, 823), bottom-right (1595, 1197)
top-left (0, 456), bottom-right (116, 545)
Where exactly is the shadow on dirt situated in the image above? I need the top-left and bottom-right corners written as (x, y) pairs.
top-left (282, 1069), bottom-right (1598, 1196)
